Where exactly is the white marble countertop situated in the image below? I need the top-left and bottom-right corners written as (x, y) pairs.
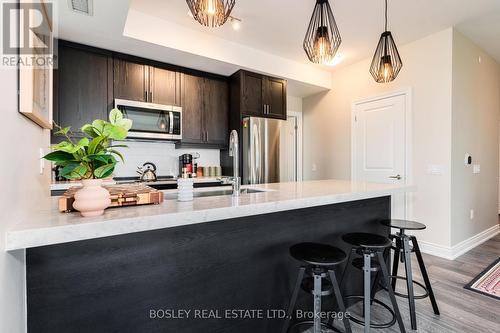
top-left (6, 180), bottom-right (415, 251)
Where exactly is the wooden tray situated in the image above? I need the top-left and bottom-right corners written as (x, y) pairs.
top-left (59, 183), bottom-right (164, 213)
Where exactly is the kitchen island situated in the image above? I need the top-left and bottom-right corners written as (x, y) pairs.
top-left (7, 180), bottom-right (413, 333)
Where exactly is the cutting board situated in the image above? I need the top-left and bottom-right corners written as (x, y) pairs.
top-left (59, 183), bottom-right (164, 213)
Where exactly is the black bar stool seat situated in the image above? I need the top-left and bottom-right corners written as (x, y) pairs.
top-left (282, 242), bottom-right (352, 333)
top-left (381, 219), bottom-right (426, 230)
top-left (341, 233), bottom-right (406, 333)
top-left (380, 219), bottom-right (440, 331)
top-left (290, 242), bottom-right (347, 266)
top-left (342, 232), bottom-right (392, 249)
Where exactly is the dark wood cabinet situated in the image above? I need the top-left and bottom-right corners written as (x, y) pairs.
top-left (231, 70), bottom-right (287, 120)
top-left (180, 74), bottom-right (229, 148)
top-left (52, 42), bottom-right (112, 141)
top-left (181, 74), bottom-right (204, 144)
top-left (113, 59), bottom-right (148, 102)
top-left (265, 76), bottom-right (287, 119)
top-left (150, 66), bottom-right (181, 106)
top-left (114, 58), bottom-right (181, 105)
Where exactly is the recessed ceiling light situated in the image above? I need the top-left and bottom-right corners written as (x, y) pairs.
top-left (230, 17), bottom-right (241, 31)
top-left (325, 54), bottom-right (344, 66)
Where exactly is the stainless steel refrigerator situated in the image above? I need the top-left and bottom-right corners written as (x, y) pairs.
top-left (242, 117), bottom-right (283, 184)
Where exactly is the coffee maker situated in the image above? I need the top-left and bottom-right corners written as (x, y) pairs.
top-left (179, 154), bottom-right (193, 178)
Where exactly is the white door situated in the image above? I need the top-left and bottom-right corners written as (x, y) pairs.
top-left (353, 93), bottom-right (407, 218)
top-left (280, 116), bottom-right (297, 182)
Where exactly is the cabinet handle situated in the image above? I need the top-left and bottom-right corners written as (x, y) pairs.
top-left (150, 91), bottom-right (153, 102)
top-left (205, 131), bottom-right (208, 142)
top-left (263, 104), bottom-right (266, 114)
top-left (144, 91), bottom-right (148, 102)
top-left (267, 105), bottom-right (270, 114)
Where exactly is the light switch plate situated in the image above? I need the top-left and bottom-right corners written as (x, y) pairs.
top-left (473, 164), bottom-right (480, 174)
top-left (427, 165), bottom-right (443, 175)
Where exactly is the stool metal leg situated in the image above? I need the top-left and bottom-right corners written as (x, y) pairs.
top-left (402, 236), bottom-right (417, 330)
top-left (313, 272), bottom-right (322, 333)
top-left (377, 251), bottom-right (406, 333)
top-left (281, 267), bottom-right (306, 333)
top-left (363, 253), bottom-right (371, 333)
top-left (392, 237), bottom-right (401, 290)
top-left (340, 248), bottom-right (355, 291)
top-left (328, 270), bottom-right (352, 333)
top-left (411, 236), bottom-right (440, 316)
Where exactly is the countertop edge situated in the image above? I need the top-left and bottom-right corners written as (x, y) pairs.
top-left (5, 185), bottom-right (415, 251)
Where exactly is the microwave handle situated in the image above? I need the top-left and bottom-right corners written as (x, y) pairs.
top-left (169, 111), bottom-right (174, 134)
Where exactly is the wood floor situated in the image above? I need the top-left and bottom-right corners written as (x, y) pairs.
top-left (333, 234), bottom-right (500, 333)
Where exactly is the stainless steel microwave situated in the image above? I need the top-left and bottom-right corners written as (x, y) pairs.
top-left (114, 99), bottom-right (182, 141)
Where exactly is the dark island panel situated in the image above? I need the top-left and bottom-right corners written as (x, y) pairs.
top-left (27, 196), bottom-right (390, 333)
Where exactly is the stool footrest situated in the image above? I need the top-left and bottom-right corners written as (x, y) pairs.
top-left (343, 295), bottom-right (397, 328)
top-left (380, 275), bottom-right (429, 299)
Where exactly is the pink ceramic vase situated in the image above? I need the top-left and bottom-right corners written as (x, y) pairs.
top-left (73, 179), bottom-right (111, 217)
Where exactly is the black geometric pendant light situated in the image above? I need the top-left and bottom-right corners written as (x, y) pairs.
top-left (370, 0), bottom-right (403, 83)
top-left (186, 0), bottom-right (235, 28)
top-left (303, 0), bottom-right (341, 64)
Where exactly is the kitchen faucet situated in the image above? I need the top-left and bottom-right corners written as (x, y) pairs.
top-left (228, 130), bottom-right (241, 196)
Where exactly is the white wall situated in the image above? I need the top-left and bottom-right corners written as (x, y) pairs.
top-left (0, 5), bottom-right (52, 330)
top-left (450, 30), bottom-right (500, 246)
top-left (114, 141), bottom-right (221, 177)
top-left (303, 28), bottom-right (454, 247)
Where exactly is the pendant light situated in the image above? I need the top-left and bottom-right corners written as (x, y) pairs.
top-left (370, 0), bottom-right (402, 83)
top-left (186, 0), bottom-right (235, 28)
top-left (303, 0), bottom-right (341, 64)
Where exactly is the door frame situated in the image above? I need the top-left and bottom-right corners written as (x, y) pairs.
top-left (288, 111), bottom-right (303, 181)
top-left (351, 88), bottom-right (413, 218)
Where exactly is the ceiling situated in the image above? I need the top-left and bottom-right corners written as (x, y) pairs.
top-left (56, 0), bottom-right (500, 97)
top-left (133, 0), bottom-right (500, 68)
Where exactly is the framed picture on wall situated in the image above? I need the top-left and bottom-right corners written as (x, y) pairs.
top-left (18, 0), bottom-right (54, 129)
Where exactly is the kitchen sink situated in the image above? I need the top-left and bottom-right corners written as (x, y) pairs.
top-left (164, 188), bottom-right (265, 200)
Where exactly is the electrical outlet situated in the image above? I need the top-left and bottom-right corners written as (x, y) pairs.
top-left (470, 209), bottom-right (474, 220)
top-left (312, 163), bottom-right (317, 172)
top-left (473, 164), bottom-right (480, 174)
top-left (39, 148), bottom-right (45, 175)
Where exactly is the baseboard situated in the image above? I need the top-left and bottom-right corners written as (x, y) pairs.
top-left (418, 224), bottom-right (500, 260)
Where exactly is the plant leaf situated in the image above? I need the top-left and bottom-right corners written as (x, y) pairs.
top-left (42, 151), bottom-right (75, 162)
top-left (94, 163), bottom-right (115, 179)
top-left (81, 124), bottom-right (98, 138)
top-left (52, 141), bottom-right (81, 154)
top-left (54, 126), bottom-right (71, 136)
top-left (59, 163), bottom-right (79, 179)
top-left (115, 118), bottom-right (132, 132)
top-left (78, 137), bottom-right (89, 147)
top-left (109, 108), bottom-right (123, 124)
top-left (92, 119), bottom-right (106, 135)
top-left (88, 136), bottom-right (107, 155)
top-left (104, 124), bottom-right (127, 140)
top-left (109, 149), bottom-right (124, 163)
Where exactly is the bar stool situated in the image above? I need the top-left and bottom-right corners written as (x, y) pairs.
top-left (381, 219), bottom-right (440, 330)
top-left (282, 242), bottom-right (352, 333)
top-left (341, 233), bottom-right (406, 333)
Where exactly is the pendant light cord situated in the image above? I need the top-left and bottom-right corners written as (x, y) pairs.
top-left (385, 0), bottom-right (388, 31)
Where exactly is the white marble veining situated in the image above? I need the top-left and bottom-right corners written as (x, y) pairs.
top-left (6, 180), bottom-right (415, 251)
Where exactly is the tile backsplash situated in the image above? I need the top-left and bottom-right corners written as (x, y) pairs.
top-left (113, 141), bottom-right (221, 177)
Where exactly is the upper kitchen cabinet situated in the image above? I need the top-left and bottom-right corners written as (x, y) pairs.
top-left (53, 42), bottom-right (112, 141)
top-left (179, 74), bottom-right (229, 148)
top-left (113, 58), bottom-right (148, 102)
top-left (230, 70), bottom-right (287, 120)
top-left (113, 57), bottom-right (181, 105)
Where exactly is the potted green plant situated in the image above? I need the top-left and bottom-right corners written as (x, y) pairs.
top-left (44, 109), bottom-right (132, 217)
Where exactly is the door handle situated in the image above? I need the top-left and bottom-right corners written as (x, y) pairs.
top-left (389, 174), bottom-right (402, 180)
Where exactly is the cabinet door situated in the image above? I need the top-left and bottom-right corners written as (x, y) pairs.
top-left (204, 78), bottom-right (229, 146)
top-left (241, 71), bottom-right (264, 117)
top-left (264, 77), bottom-right (287, 120)
top-left (181, 74), bottom-right (204, 144)
top-left (113, 58), bottom-right (148, 102)
top-left (150, 67), bottom-right (181, 106)
top-left (56, 45), bottom-right (111, 137)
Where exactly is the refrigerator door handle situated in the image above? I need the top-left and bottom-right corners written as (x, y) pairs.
top-left (252, 123), bottom-right (261, 184)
